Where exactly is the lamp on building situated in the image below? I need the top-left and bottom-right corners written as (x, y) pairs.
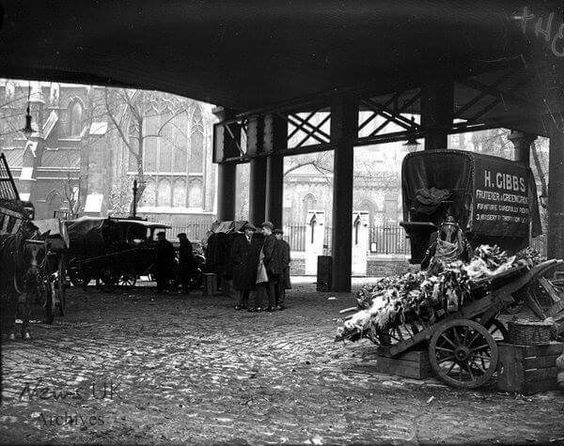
top-left (403, 116), bottom-right (420, 152)
top-left (21, 83), bottom-right (33, 138)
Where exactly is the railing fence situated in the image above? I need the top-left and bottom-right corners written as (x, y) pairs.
top-left (52, 214), bottom-right (549, 257)
top-left (283, 224), bottom-right (410, 255)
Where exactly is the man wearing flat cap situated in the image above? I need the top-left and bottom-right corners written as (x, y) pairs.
top-left (269, 228), bottom-right (291, 309)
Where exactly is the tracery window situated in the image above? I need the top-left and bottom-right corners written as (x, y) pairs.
top-left (131, 103), bottom-right (207, 210)
top-left (69, 101), bottom-right (83, 137)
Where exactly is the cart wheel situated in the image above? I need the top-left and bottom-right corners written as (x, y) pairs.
top-left (486, 318), bottom-right (508, 342)
top-left (428, 319), bottom-right (499, 389)
top-left (68, 267), bottom-right (84, 287)
top-left (68, 265), bottom-right (91, 289)
top-left (99, 270), bottom-right (117, 292)
top-left (118, 274), bottom-right (137, 289)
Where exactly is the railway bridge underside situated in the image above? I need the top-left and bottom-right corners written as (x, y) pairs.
top-left (0, 1), bottom-right (563, 290)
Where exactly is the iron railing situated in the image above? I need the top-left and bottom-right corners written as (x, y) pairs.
top-left (283, 224), bottom-right (410, 255)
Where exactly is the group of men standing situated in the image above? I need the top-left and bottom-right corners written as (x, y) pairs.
top-left (231, 221), bottom-right (291, 312)
top-left (153, 221), bottom-right (291, 310)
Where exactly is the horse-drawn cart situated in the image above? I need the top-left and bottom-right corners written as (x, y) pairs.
top-left (1, 153), bottom-right (68, 334)
top-left (65, 216), bottom-right (171, 290)
top-left (337, 150), bottom-right (563, 389)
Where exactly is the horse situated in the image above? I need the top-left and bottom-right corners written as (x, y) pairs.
top-left (0, 220), bottom-right (48, 340)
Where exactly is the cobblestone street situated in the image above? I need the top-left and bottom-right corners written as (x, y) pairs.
top-left (1, 283), bottom-right (563, 445)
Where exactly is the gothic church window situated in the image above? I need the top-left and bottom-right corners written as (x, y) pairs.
top-left (189, 107), bottom-right (204, 174)
top-left (157, 178), bottom-right (171, 207)
top-left (188, 179), bottom-right (203, 208)
top-left (173, 178), bottom-right (187, 207)
top-left (69, 101), bottom-right (83, 137)
top-left (302, 193), bottom-right (317, 222)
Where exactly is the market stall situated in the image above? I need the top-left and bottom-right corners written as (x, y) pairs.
top-left (337, 150), bottom-right (563, 392)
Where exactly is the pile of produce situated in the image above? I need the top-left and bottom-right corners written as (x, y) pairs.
top-left (335, 245), bottom-right (542, 343)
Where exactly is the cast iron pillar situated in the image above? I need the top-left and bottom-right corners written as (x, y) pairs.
top-left (249, 159), bottom-right (267, 225)
top-left (213, 107), bottom-right (239, 221)
top-left (331, 95), bottom-right (358, 292)
top-left (508, 130), bottom-right (536, 166)
top-left (248, 115), bottom-right (267, 225)
top-left (264, 114), bottom-right (286, 228)
top-left (421, 80), bottom-right (454, 150)
top-left (548, 129), bottom-right (564, 262)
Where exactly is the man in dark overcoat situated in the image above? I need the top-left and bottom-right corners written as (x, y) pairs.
top-left (247, 224), bottom-right (267, 311)
top-left (156, 231), bottom-right (176, 293)
top-left (260, 221), bottom-right (278, 311)
top-left (177, 233), bottom-right (194, 294)
top-left (271, 228), bottom-right (291, 310)
top-left (231, 223), bottom-right (257, 310)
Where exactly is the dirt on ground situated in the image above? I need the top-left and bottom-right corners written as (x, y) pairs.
top-left (1, 282), bottom-right (563, 445)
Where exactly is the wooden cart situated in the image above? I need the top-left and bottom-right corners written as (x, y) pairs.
top-left (370, 259), bottom-right (564, 389)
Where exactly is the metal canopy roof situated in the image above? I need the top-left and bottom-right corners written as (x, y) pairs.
top-left (0, 1), bottom-right (562, 134)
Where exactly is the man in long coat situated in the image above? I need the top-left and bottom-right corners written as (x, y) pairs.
top-left (271, 228), bottom-right (291, 310)
top-left (261, 221), bottom-right (278, 311)
top-left (247, 224), bottom-right (267, 311)
top-left (177, 233), bottom-right (194, 294)
top-left (231, 223), bottom-right (257, 309)
top-left (156, 231), bottom-right (176, 293)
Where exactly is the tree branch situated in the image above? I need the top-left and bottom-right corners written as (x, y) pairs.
top-left (531, 140), bottom-right (548, 208)
top-left (104, 88), bottom-right (137, 157)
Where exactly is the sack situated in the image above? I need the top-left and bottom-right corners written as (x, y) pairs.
top-left (257, 261), bottom-right (268, 283)
top-left (256, 248), bottom-right (268, 284)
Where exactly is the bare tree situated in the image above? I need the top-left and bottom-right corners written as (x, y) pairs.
top-left (103, 88), bottom-right (190, 213)
top-left (284, 152), bottom-right (333, 184)
top-left (60, 170), bottom-right (81, 215)
top-left (0, 88), bottom-right (34, 141)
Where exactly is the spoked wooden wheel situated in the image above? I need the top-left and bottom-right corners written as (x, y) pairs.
top-left (473, 317), bottom-right (509, 342)
top-left (486, 318), bottom-right (508, 342)
top-left (428, 319), bottom-right (499, 389)
top-left (99, 269), bottom-right (117, 292)
top-left (118, 273), bottom-right (137, 289)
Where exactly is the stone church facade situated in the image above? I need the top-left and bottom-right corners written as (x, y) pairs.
top-left (0, 80), bottom-right (217, 226)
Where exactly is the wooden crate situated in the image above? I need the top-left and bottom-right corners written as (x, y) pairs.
top-left (497, 342), bottom-right (563, 395)
top-left (374, 347), bottom-right (433, 379)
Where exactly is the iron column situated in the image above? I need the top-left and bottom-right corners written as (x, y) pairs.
top-left (508, 130), bottom-right (536, 166)
top-left (421, 80), bottom-right (454, 150)
top-left (331, 94), bottom-right (358, 292)
top-left (264, 114), bottom-right (286, 228)
top-left (213, 107), bottom-right (239, 221)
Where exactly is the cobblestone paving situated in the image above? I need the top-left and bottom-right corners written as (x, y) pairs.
top-left (1, 284), bottom-right (563, 445)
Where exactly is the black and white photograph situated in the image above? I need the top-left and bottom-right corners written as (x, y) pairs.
top-left (0, 1), bottom-right (563, 444)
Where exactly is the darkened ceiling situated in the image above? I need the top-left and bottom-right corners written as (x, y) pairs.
top-left (0, 0), bottom-right (562, 131)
